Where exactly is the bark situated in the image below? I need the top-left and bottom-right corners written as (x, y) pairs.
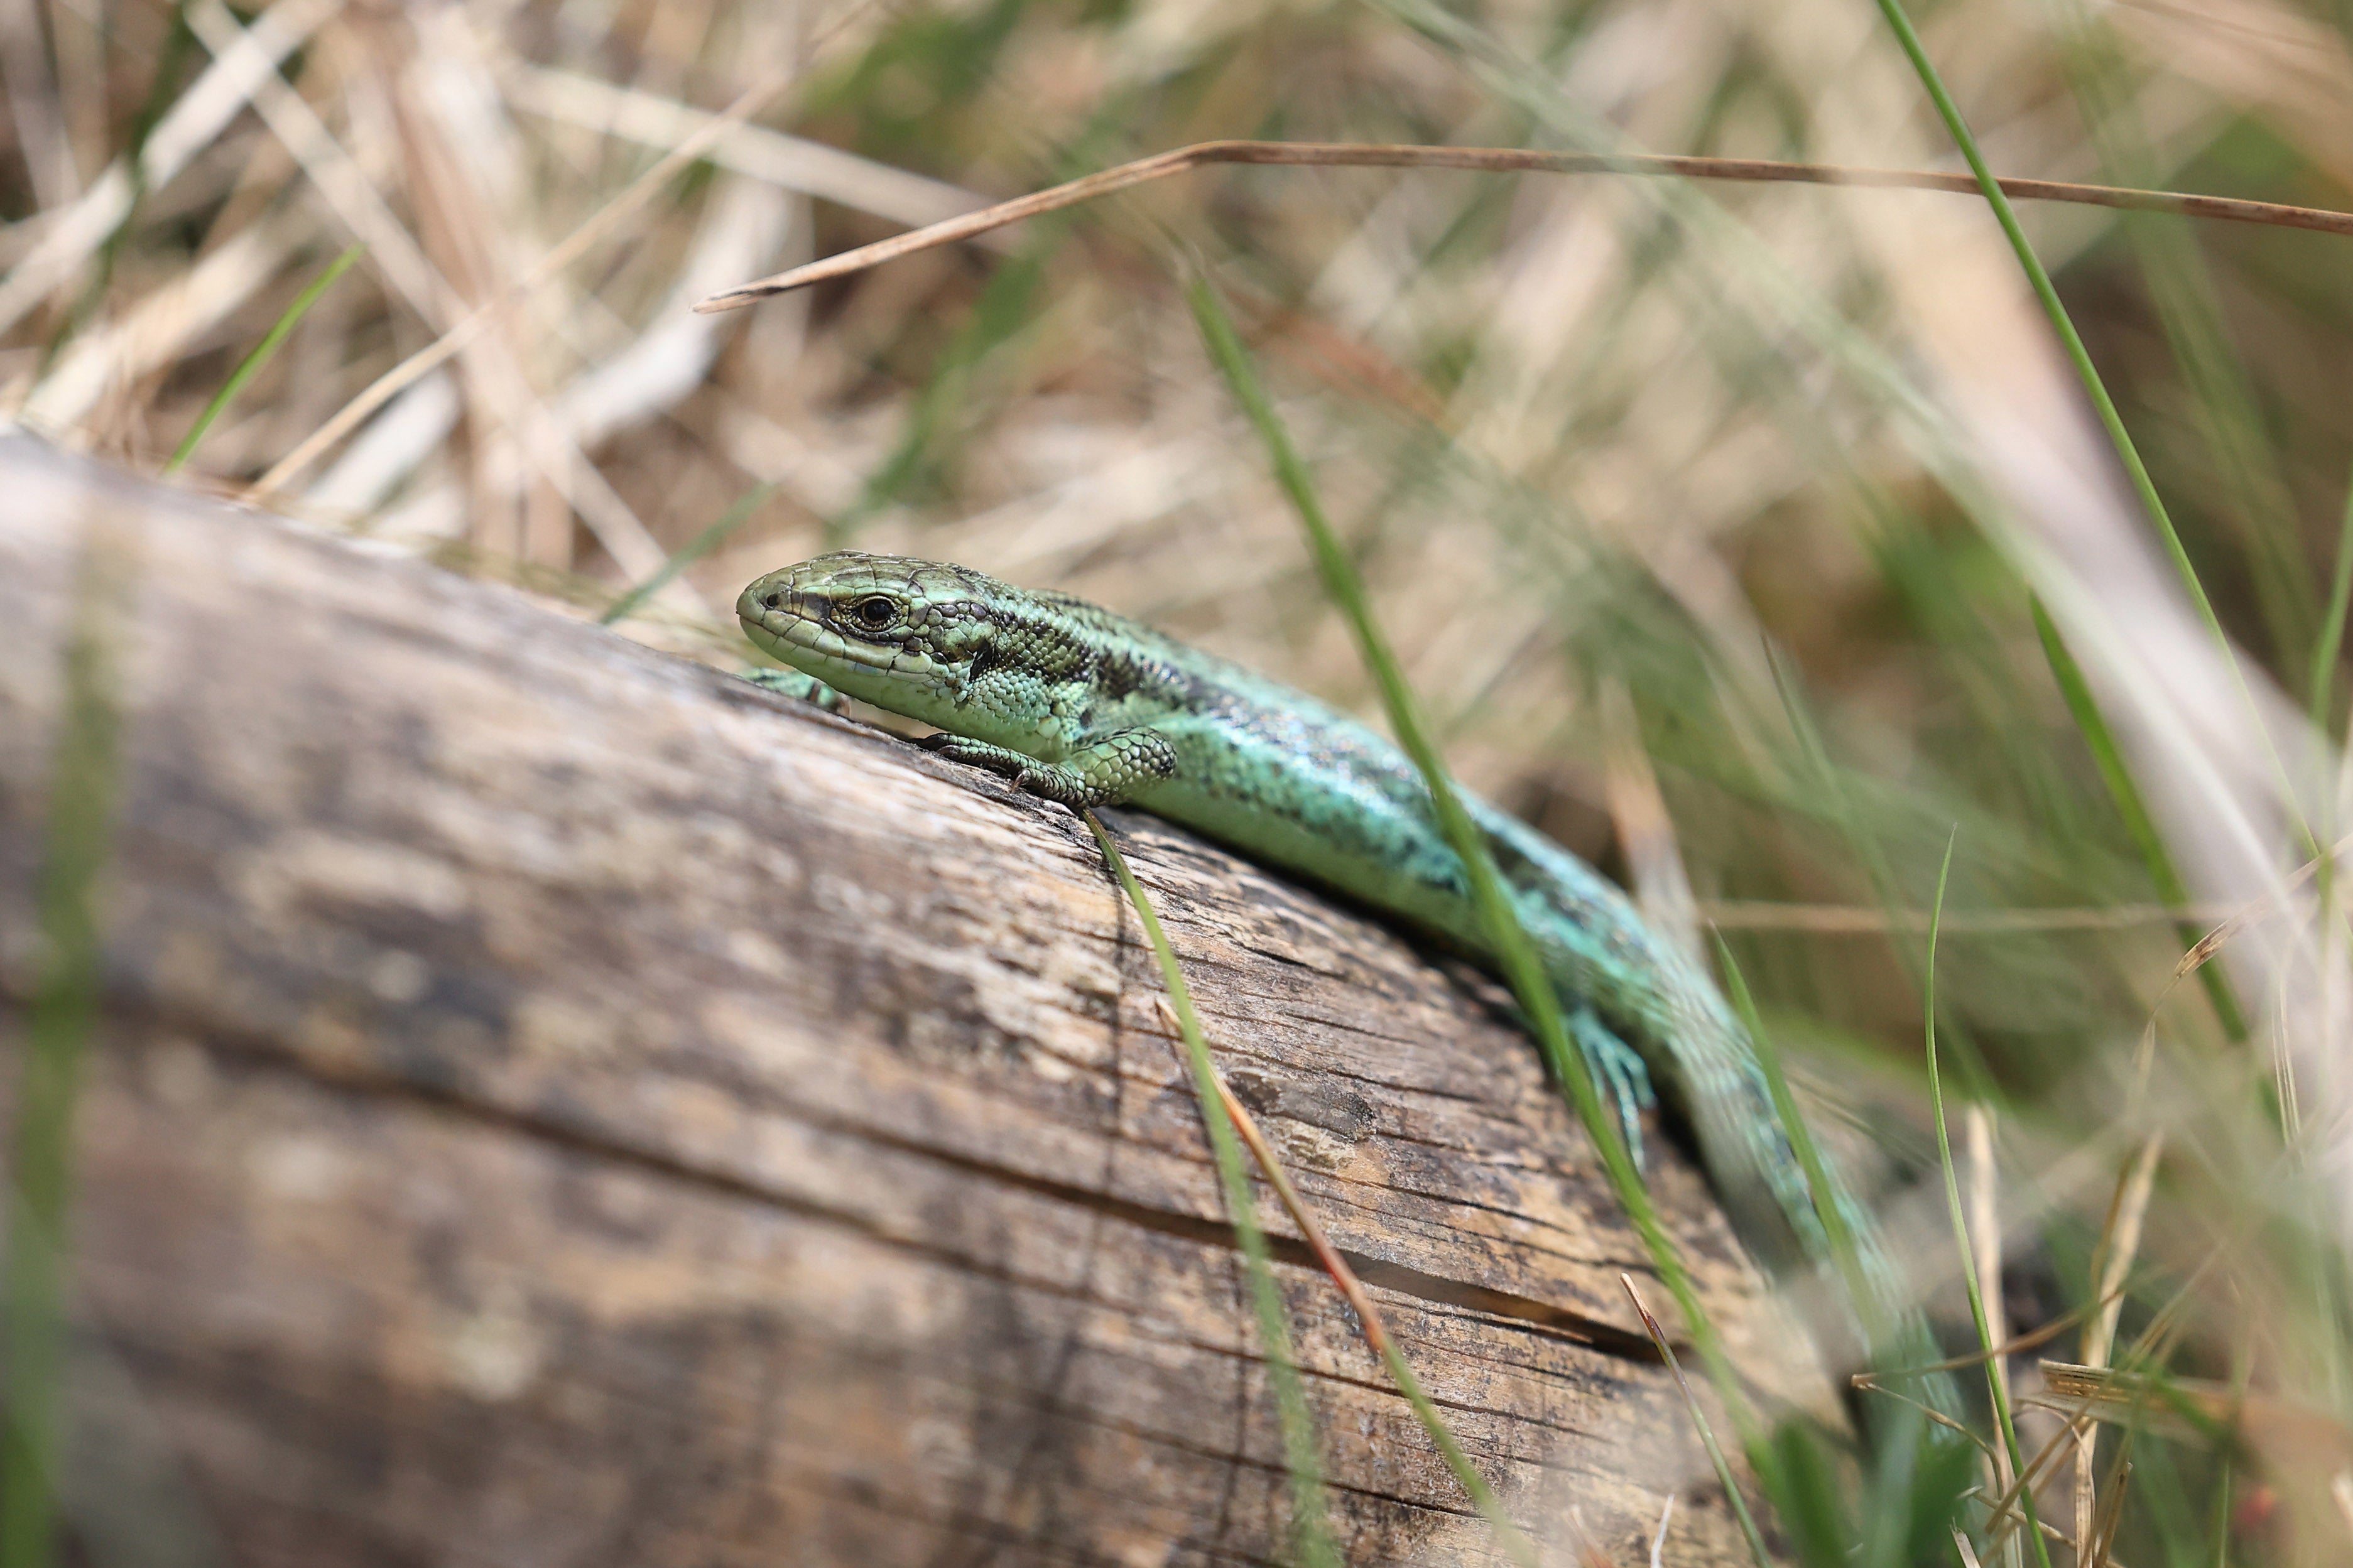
top-left (0, 435), bottom-right (1818, 1567)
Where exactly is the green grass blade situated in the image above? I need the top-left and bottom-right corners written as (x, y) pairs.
top-left (1922, 834), bottom-right (2053, 1568)
top-left (2311, 473), bottom-right (2353, 737)
top-left (1084, 813), bottom-right (1340, 1568)
top-left (600, 480), bottom-right (780, 628)
top-left (165, 244), bottom-right (364, 476)
top-left (1864, 0), bottom-right (2201, 646)
top-left (1366, 1343), bottom-right (1536, 1566)
top-left (1621, 1275), bottom-right (1776, 1568)
top-left (1389, 0), bottom-right (2312, 975)
top-left (823, 100), bottom-right (1119, 548)
top-left (1187, 272), bottom-right (1772, 1511)
top-left (3, 533), bottom-right (131, 1568)
top-left (825, 238), bottom-right (1054, 546)
top-left (1770, 1419), bottom-right (1855, 1568)
top-left (1722, 941), bottom-right (1971, 1557)
top-left (1869, 0), bottom-right (2325, 880)
top-left (2029, 598), bottom-right (2247, 1041)
top-left (2209, 1458), bottom-right (2231, 1568)
top-left (1714, 941), bottom-right (1876, 1338)
top-left (1761, 646), bottom-right (1999, 1093)
top-left (1180, 998), bottom-right (1538, 1565)
top-left (2311, 475), bottom-right (2353, 953)
top-left (2045, 0), bottom-right (2314, 676)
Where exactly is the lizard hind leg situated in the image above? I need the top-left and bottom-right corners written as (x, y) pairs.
top-left (1568, 1003), bottom-right (1657, 1170)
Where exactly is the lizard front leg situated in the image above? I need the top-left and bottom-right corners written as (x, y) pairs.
top-left (920, 727), bottom-right (1177, 809)
top-left (736, 667), bottom-right (846, 713)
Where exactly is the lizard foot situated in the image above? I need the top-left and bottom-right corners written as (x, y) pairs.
top-left (1569, 1004), bottom-right (1656, 1171)
top-left (917, 733), bottom-right (1037, 791)
top-left (916, 729), bottom-right (1173, 811)
top-left (736, 667), bottom-right (845, 713)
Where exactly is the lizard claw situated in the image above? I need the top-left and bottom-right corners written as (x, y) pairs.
top-left (1570, 1005), bottom-right (1654, 1171)
top-left (915, 733), bottom-right (1045, 797)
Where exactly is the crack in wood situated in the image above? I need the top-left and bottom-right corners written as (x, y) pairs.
top-left (97, 1004), bottom-right (1672, 1367)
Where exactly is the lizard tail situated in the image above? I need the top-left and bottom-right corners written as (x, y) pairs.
top-left (1477, 805), bottom-right (1967, 1425)
top-left (1663, 981), bottom-right (1968, 1427)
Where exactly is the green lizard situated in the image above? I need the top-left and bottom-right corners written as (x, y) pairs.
top-left (736, 549), bottom-right (1941, 1405)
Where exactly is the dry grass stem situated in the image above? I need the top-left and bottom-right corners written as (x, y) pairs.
top-left (1857, 1333), bottom-right (2043, 1388)
top-left (1844, 1375), bottom-right (1994, 1449)
top-left (1602, 677), bottom-right (1702, 959)
top-left (183, 0), bottom-right (447, 323)
top-left (502, 67), bottom-right (1004, 241)
top-left (1617, 1273), bottom-right (1770, 1568)
top-left (1967, 1105), bottom-right (2012, 1497)
top-left (0, 0), bottom-right (342, 342)
top-left (2086, 1459), bottom-right (2133, 1568)
top-left (1700, 900), bottom-right (2241, 933)
top-left (172, 2), bottom-right (624, 581)
top-left (1143, 994), bottom-right (1549, 1567)
top-left (1148, 998), bottom-right (1397, 1358)
top-left (251, 59), bottom-right (806, 498)
top-left (0, 0), bottom-right (77, 213)
top-left (22, 208), bottom-right (306, 431)
top-left (1979, 1413), bottom-right (2083, 1557)
top-left (695, 139), bottom-right (2353, 311)
top-left (2176, 831), bottom-right (2353, 978)
top-left (2073, 1137), bottom-right (2163, 1562)
top-left (2027, 1362), bottom-right (2353, 1463)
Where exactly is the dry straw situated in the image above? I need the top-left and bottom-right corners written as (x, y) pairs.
top-left (695, 139), bottom-right (2353, 310)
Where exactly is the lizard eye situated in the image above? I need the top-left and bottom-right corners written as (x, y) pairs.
top-left (849, 595), bottom-right (898, 630)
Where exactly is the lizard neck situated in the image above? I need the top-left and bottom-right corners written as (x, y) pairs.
top-left (941, 598), bottom-right (1208, 760)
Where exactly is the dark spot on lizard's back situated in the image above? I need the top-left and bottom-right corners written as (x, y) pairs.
top-left (1091, 645), bottom-right (1197, 705)
top-left (987, 605), bottom-right (1092, 679)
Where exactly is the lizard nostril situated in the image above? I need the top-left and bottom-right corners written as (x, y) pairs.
top-left (763, 592), bottom-right (784, 610)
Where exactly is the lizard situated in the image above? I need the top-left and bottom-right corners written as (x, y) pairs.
top-left (734, 548), bottom-right (1945, 1410)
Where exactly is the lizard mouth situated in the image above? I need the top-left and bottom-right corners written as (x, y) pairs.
top-left (736, 593), bottom-right (938, 678)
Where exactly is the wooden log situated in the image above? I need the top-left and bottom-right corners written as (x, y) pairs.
top-left (0, 434), bottom-right (1819, 1565)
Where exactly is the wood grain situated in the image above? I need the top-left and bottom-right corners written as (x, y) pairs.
top-left (0, 435), bottom-right (1819, 1566)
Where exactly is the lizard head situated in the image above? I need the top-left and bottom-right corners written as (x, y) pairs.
top-left (737, 552), bottom-right (1056, 732)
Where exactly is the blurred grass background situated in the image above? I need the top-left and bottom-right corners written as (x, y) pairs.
top-left (5, 0), bottom-right (2353, 1559)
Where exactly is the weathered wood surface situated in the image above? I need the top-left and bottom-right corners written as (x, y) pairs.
top-left (0, 435), bottom-right (1817, 1566)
